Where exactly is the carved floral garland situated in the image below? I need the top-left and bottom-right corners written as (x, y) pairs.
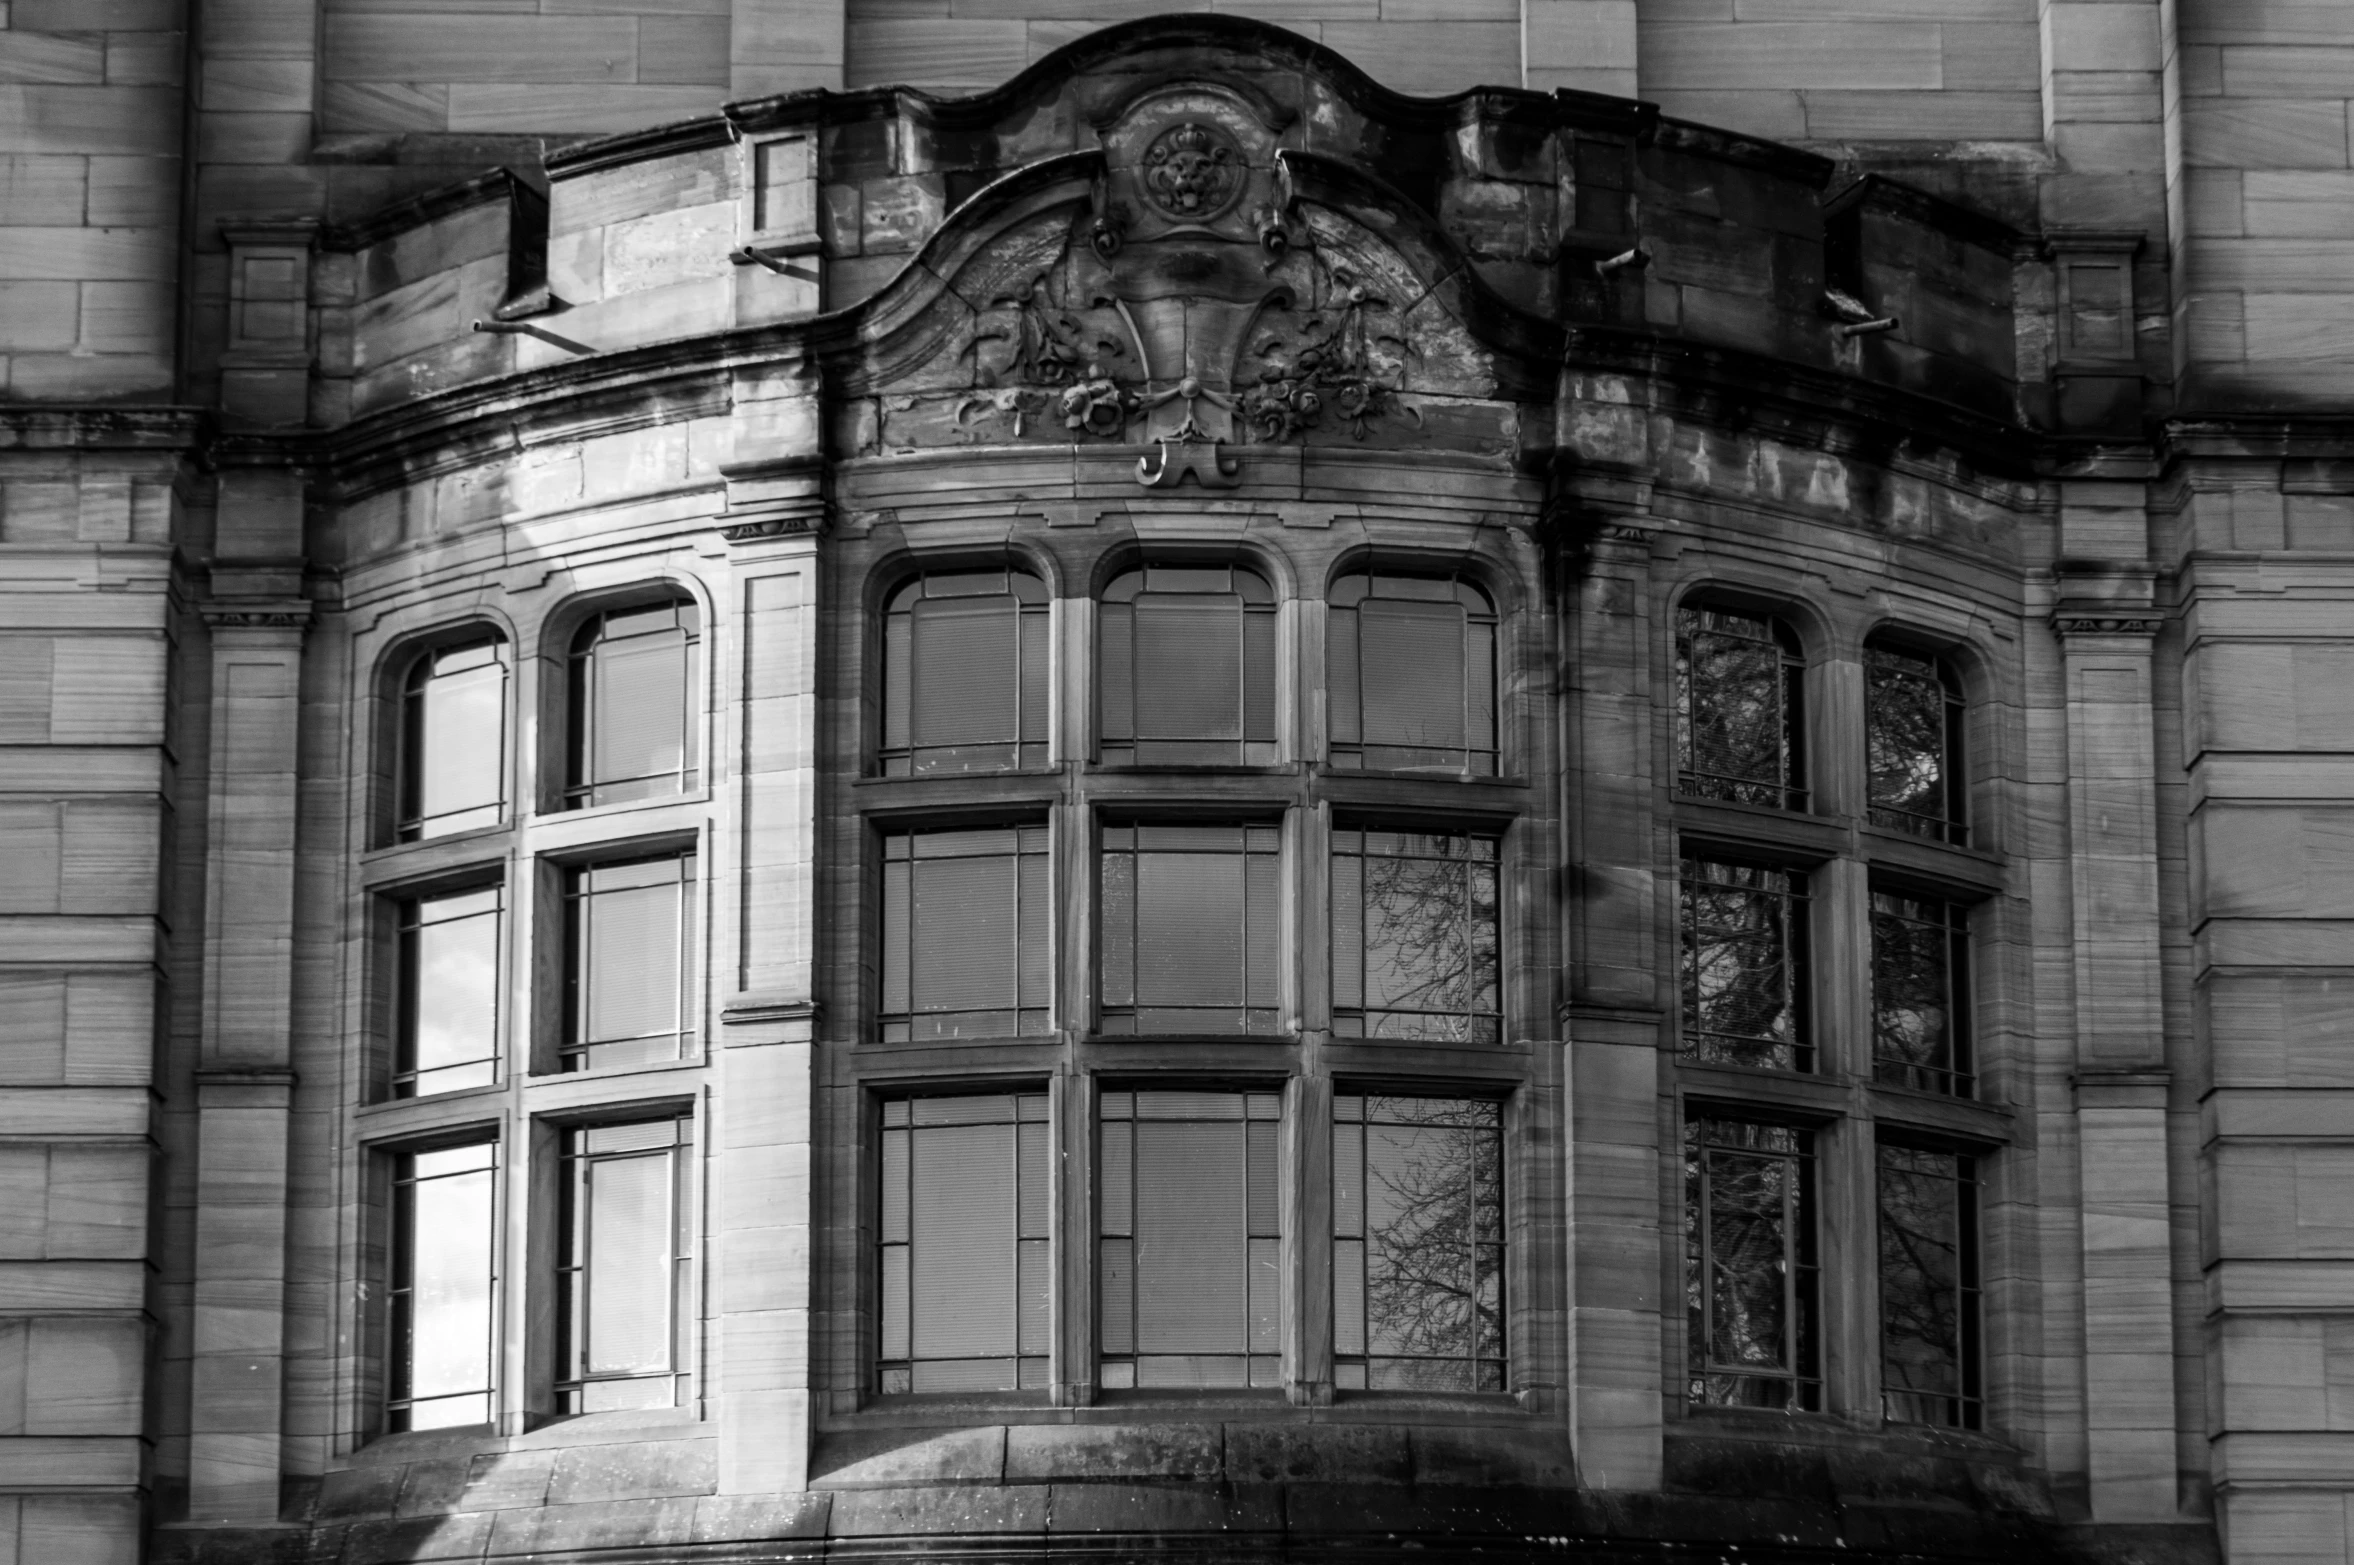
top-left (1238, 271), bottom-right (1415, 442)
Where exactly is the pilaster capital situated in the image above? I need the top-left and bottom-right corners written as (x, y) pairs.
top-left (200, 599), bottom-right (313, 632)
top-left (2051, 613), bottom-right (2162, 639)
top-left (719, 455), bottom-right (827, 542)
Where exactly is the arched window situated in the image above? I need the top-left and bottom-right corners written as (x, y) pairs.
top-left (1328, 572), bottom-right (1497, 775)
top-left (1865, 640), bottom-right (1966, 844)
top-left (1098, 563), bottom-right (1276, 766)
top-left (881, 568), bottom-right (1050, 776)
top-left (1675, 603), bottom-right (1805, 809)
top-left (567, 597), bottom-right (702, 808)
top-left (398, 635), bottom-right (508, 841)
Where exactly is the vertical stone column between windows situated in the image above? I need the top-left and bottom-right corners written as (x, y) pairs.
top-left (2054, 553), bottom-right (2177, 1519)
top-left (716, 520), bottom-right (821, 1493)
top-left (188, 469), bottom-right (312, 1524)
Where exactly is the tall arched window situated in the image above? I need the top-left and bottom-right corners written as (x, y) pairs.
top-left (1865, 640), bottom-right (1966, 844)
top-left (1675, 603), bottom-right (1805, 810)
top-left (881, 568), bottom-right (1050, 776)
top-left (1328, 572), bottom-right (1497, 775)
top-left (567, 597), bottom-right (702, 808)
top-left (398, 635), bottom-right (508, 841)
top-left (1098, 563), bottom-right (1277, 766)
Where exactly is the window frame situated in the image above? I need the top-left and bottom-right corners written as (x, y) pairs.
top-left (561, 593), bottom-right (706, 812)
top-left (1325, 568), bottom-right (1501, 778)
top-left (556, 846), bottom-right (703, 1075)
top-left (1874, 1139), bottom-right (1984, 1430)
top-left (393, 630), bottom-right (513, 844)
top-left (390, 877), bottom-right (506, 1100)
top-left (1677, 851), bottom-right (1815, 1075)
top-left (1681, 1111), bottom-right (1824, 1415)
top-left (1863, 636), bottom-right (1969, 847)
top-left (1095, 560), bottom-right (1281, 768)
top-left (1329, 819), bottom-right (1504, 1046)
top-left (551, 1112), bottom-right (698, 1417)
top-left (1673, 599), bottom-right (1808, 813)
top-left (382, 1135), bottom-right (503, 1434)
top-left (1095, 815), bottom-right (1287, 1039)
top-left (876, 565), bottom-right (1054, 779)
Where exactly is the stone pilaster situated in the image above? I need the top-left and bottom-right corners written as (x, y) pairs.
top-left (2054, 531), bottom-right (2179, 1522)
top-left (186, 467), bottom-right (308, 1526)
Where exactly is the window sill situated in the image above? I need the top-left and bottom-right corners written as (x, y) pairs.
top-left (353, 1084), bottom-right (505, 1142)
top-left (1676, 1061), bottom-right (1845, 1120)
top-left (360, 827), bottom-right (513, 889)
top-left (1671, 796), bottom-right (1845, 860)
top-left (1859, 825), bottom-right (2005, 893)
top-left (1867, 1081), bottom-right (2013, 1145)
top-left (1317, 765), bottom-right (1529, 789)
top-left (1088, 762), bottom-right (1299, 777)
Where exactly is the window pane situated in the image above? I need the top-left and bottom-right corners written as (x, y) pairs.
top-left (1676, 606), bottom-right (1801, 808)
top-left (390, 1142), bottom-right (496, 1431)
top-left (1683, 1118), bottom-right (1819, 1411)
top-left (1099, 1090), bottom-right (1283, 1388)
top-left (1100, 824), bottom-right (1280, 1035)
top-left (402, 639), bottom-right (507, 839)
top-left (879, 827), bottom-right (1049, 1041)
top-left (1100, 567), bottom-right (1276, 766)
top-left (1680, 858), bottom-right (1809, 1072)
top-left (1872, 891), bottom-right (1971, 1095)
top-left (1332, 1095), bottom-right (1505, 1392)
top-left (879, 1094), bottom-right (1049, 1394)
top-left (558, 1119), bottom-right (692, 1414)
top-left (1868, 644), bottom-right (1964, 843)
top-left (1331, 829), bottom-right (1500, 1043)
top-left (1879, 1145), bottom-right (1981, 1428)
top-left (564, 854), bottom-right (696, 1071)
top-left (398, 886), bottom-right (500, 1097)
top-left (1329, 576), bottom-right (1497, 775)
top-left (883, 572), bottom-right (1048, 775)
top-left (570, 601), bottom-right (699, 808)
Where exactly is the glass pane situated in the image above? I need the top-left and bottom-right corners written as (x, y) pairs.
top-left (393, 1149), bottom-right (495, 1430)
top-left (586, 881), bottom-right (681, 1042)
top-left (881, 829), bottom-right (1046, 1040)
top-left (1363, 600), bottom-right (1467, 754)
top-left (1137, 597), bottom-right (1241, 742)
top-left (1873, 892), bottom-right (1968, 1093)
top-left (914, 598), bottom-right (1018, 750)
top-left (880, 1096), bottom-right (1037, 1393)
top-left (407, 643), bottom-right (506, 837)
top-left (403, 888), bottom-right (499, 1095)
top-left (1102, 1091), bottom-right (1283, 1385)
top-left (1329, 606), bottom-right (1361, 750)
top-left (1879, 1145), bottom-right (1977, 1426)
top-left (1676, 607), bottom-right (1797, 807)
top-left (1867, 645), bottom-right (1956, 838)
top-left (584, 1152), bottom-right (674, 1375)
top-left (1681, 859), bottom-right (1808, 1072)
top-left (1103, 827), bottom-right (1279, 1034)
top-left (589, 628), bottom-right (688, 798)
top-left (1333, 831), bottom-right (1500, 1043)
top-left (1684, 1119), bottom-right (1817, 1411)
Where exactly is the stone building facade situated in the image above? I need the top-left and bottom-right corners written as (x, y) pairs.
top-left (0, 4), bottom-right (2350, 1564)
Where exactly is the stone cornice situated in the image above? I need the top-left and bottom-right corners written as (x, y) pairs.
top-left (0, 406), bottom-right (206, 452)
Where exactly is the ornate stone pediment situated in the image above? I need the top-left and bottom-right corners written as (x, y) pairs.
top-left (835, 78), bottom-right (1549, 477)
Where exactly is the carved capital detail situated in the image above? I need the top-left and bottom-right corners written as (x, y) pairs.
top-left (720, 515), bottom-right (822, 544)
top-left (201, 602), bottom-right (312, 630)
top-left (2052, 615), bottom-right (2162, 637)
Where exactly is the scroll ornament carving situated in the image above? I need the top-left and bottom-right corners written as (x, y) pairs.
top-left (1237, 272), bottom-right (1419, 443)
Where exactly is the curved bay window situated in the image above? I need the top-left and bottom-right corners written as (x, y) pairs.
top-left (1099, 563), bottom-right (1277, 766)
top-left (1866, 641), bottom-right (1966, 844)
top-left (881, 568), bottom-right (1050, 776)
top-left (1675, 604), bottom-right (1804, 810)
top-left (1331, 826), bottom-right (1501, 1043)
top-left (398, 636), bottom-right (508, 841)
top-left (567, 598), bottom-right (701, 808)
top-left (1328, 572), bottom-right (1497, 775)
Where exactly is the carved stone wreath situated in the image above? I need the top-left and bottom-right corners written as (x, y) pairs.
top-left (1140, 121), bottom-right (1246, 221)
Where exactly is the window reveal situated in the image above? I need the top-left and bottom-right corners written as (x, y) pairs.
top-left (562, 853), bottom-right (698, 1071)
top-left (1099, 565), bottom-right (1277, 766)
top-left (388, 1141), bottom-right (498, 1431)
top-left (878, 1094), bottom-right (1051, 1394)
top-left (1866, 643), bottom-right (1966, 844)
top-left (881, 569), bottom-right (1050, 776)
top-left (399, 637), bottom-right (508, 840)
top-left (1680, 857), bottom-right (1811, 1073)
top-left (1684, 1118), bottom-right (1820, 1412)
top-left (1675, 606), bottom-right (1804, 809)
top-left (1878, 1144), bottom-right (1982, 1428)
top-left (1331, 827), bottom-right (1501, 1044)
top-left (556, 1118), bottom-right (694, 1414)
top-left (1328, 573), bottom-right (1497, 775)
top-left (1098, 1089), bottom-right (1282, 1389)
top-left (395, 884), bottom-right (501, 1097)
top-left (567, 599), bottom-right (702, 808)
top-left (880, 826), bottom-right (1051, 1042)
top-left (1099, 823), bottom-right (1279, 1035)
top-left (1332, 1094), bottom-right (1504, 1392)
top-left (1871, 891), bottom-right (1972, 1096)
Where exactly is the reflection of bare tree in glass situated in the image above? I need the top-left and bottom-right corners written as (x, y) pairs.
top-left (1362, 1103), bottom-right (1503, 1391)
top-left (1867, 649), bottom-right (1947, 831)
top-left (1360, 838), bottom-right (1499, 1043)
top-left (1878, 1150), bottom-right (1966, 1420)
top-left (1871, 896), bottom-right (1950, 1087)
top-left (1677, 609), bottom-right (1798, 806)
top-left (1683, 1121), bottom-right (1816, 1409)
top-left (1681, 863), bottom-right (1805, 1070)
